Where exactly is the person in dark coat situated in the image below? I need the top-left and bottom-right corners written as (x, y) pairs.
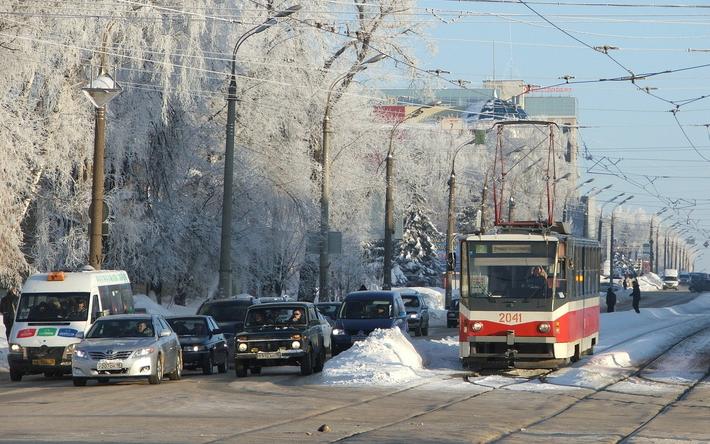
top-left (631, 279), bottom-right (641, 313)
top-left (1, 287), bottom-right (20, 339)
top-left (622, 276), bottom-right (628, 290)
top-left (606, 286), bottom-right (617, 313)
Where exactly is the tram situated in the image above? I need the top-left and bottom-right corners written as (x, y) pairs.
top-left (458, 120), bottom-right (601, 368)
top-left (458, 223), bottom-right (600, 368)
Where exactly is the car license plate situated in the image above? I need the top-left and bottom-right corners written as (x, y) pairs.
top-left (32, 358), bottom-right (55, 366)
top-left (257, 352), bottom-right (281, 360)
top-left (96, 360), bottom-right (123, 370)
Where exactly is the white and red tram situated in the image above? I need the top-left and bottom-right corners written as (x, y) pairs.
top-left (458, 224), bottom-right (601, 368)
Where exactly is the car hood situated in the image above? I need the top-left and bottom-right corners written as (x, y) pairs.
top-left (78, 337), bottom-right (156, 351)
top-left (177, 336), bottom-right (210, 346)
top-left (336, 318), bottom-right (395, 332)
top-left (238, 326), bottom-right (302, 339)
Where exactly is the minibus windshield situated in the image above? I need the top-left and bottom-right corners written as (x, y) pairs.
top-left (16, 292), bottom-right (90, 322)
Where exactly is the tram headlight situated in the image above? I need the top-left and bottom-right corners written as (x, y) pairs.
top-left (538, 322), bottom-right (551, 333)
top-left (472, 321), bottom-right (484, 332)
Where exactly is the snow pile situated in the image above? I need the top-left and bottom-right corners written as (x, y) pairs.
top-left (320, 328), bottom-right (423, 385)
top-left (638, 273), bottom-right (663, 291)
top-left (395, 286), bottom-right (448, 327)
top-left (133, 294), bottom-right (196, 316)
top-left (412, 335), bottom-right (459, 370)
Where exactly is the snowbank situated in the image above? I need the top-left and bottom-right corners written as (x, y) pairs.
top-left (638, 273), bottom-right (663, 291)
top-left (412, 335), bottom-right (459, 370)
top-left (394, 286), bottom-right (449, 327)
top-left (133, 294), bottom-right (196, 316)
top-left (320, 328), bottom-right (423, 385)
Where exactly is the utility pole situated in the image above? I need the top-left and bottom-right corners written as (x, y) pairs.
top-left (218, 5), bottom-right (301, 299)
top-left (610, 211), bottom-right (616, 282)
top-left (479, 174), bottom-right (488, 232)
top-left (649, 218), bottom-right (654, 273)
top-left (654, 226), bottom-right (659, 274)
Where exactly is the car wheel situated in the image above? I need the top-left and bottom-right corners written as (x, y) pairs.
top-left (235, 361), bottom-right (247, 378)
top-left (72, 377), bottom-right (87, 387)
top-left (9, 369), bottom-right (22, 382)
top-left (148, 356), bottom-right (163, 385)
top-left (314, 347), bottom-right (326, 373)
top-left (300, 347), bottom-right (314, 376)
top-left (415, 325), bottom-right (422, 337)
top-left (168, 353), bottom-right (182, 381)
top-left (202, 354), bottom-right (214, 375)
top-left (250, 366), bottom-right (262, 375)
top-left (447, 321), bottom-right (454, 328)
top-left (422, 323), bottom-right (429, 337)
top-left (97, 378), bottom-right (110, 384)
top-left (217, 352), bottom-right (228, 373)
top-left (44, 371), bottom-right (53, 378)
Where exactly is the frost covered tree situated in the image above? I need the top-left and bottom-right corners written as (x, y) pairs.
top-left (394, 200), bottom-right (442, 286)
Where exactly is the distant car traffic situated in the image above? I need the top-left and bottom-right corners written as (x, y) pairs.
top-left (196, 296), bottom-right (257, 338)
top-left (234, 303), bottom-right (331, 377)
top-left (315, 302), bottom-right (341, 326)
top-left (331, 291), bottom-right (408, 355)
top-left (166, 315), bottom-right (229, 375)
top-left (71, 314), bottom-right (182, 386)
top-left (399, 290), bottom-right (430, 336)
top-left (447, 299), bottom-right (459, 328)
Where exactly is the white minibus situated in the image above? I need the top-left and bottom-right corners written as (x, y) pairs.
top-left (7, 268), bottom-right (133, 382)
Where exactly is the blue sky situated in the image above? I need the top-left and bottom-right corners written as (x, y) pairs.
top-left (407, 0), bottom-right (710, 270)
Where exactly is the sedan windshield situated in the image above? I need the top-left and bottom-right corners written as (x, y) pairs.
top-left (16, 292), bottom-right (90, 322)
top-left (166, 318), bottom-right (209, 336)
top-left (339, 300), bottom-right (391, 319)
top-left (87, 319), bottom-right (155, 338)
top-left (245, 307), bottom-right (306, 327)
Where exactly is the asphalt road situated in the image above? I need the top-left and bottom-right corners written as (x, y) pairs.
top-left (0, 292), bottom-right (706, 444)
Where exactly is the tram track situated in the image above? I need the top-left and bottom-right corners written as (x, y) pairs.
top-left (485, 324), bottom-right (710, 443)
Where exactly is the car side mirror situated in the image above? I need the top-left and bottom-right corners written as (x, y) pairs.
top-left (159, 329), bottom-right (171, 337)
top-left (75, 331), bottom-right (84, 339)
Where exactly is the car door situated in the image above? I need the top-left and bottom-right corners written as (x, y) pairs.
top-left (317, 312), bottom-right (332, 352)
top-left (420, 297), bottom-right (429, 324)
top-left (156, 316), bottom-right (177, 370)
top-left (208, 317), bottom-right (227, 363)
top-left (306, 306), bottom-right (322, 353)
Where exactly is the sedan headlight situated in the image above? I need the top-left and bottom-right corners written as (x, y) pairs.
top-left (291, 341), bottom-right (301, 350)
top-left (184, 345), bottom-right (207, 352)
top-left (132, 347), bottom-right (155, 358)
top-left (409, 313), bottom-right (419, 319)
top-left (237, 342), bottom-right (248, 352)
top-left (73, 349), bottom-right (88, 359)
top-left (9, 344), bottom-right (23, 353)
top-left (332, 328), bottom-right (345, 335)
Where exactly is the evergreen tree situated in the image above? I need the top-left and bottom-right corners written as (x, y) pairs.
top-left (395, 202), bottom-right (443, 286)
top-left (457, 205), bottom-right (481, 235)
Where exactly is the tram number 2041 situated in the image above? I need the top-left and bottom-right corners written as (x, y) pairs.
top-left (498, 312), bottom-right (523, 323)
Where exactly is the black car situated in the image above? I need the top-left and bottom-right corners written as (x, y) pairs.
top-left (234, 302), bottom-right (331, 377)
top-left (166, 315), bottom-right (229, 375)
top-left (196, 296), bottom-right (257, 338)
top-left (447, 299), bottom-right (459, 328)
top-left (315, 302), bottom-right (341, 326)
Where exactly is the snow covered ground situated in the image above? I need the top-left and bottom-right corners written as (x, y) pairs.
top-left (317, 293), bottom-right (710, 391)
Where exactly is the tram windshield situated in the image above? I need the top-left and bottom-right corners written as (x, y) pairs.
top-left (464, 241), bottom-right (557, 299)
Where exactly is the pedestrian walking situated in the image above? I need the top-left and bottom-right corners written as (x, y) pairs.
top-left (622, 276), bottom-right (628, 290)
top-left (1, 287), bottom-right (20, 339)
top-left (631, 279), bottom-right (641, 314)
top-left (606, 286), bottom-right (617, 313)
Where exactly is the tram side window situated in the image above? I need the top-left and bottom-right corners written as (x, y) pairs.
top-left (461, 242), bottom-right (469, 299)
top-left (556, 259), bottom-right (566, 294)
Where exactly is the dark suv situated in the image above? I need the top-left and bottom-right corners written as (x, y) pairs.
top-left (234, 303), bottom-right (330, 377)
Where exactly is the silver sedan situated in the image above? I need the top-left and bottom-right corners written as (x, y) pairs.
top-left (71, 314), bottom-right (182, 386)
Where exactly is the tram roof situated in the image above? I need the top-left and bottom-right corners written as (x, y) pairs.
top-left (463, 233), bottom-right (560, 242)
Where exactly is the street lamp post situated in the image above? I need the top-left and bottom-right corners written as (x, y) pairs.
top-left (382, 100), bottom-right (439, 290)
top-left (82, 64), bottom-right (122, 269)
top-left (218, 5), bottom-right (301, 299)
top-left (321, 54), bottom-right (386, 298)
top-left (597, 192), bottom-right (625, 243)
top-left (444, 137), bottom-right (476, 308)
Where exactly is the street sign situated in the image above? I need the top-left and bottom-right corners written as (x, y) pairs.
top-left (642, 243), bottom-right (651, 255)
